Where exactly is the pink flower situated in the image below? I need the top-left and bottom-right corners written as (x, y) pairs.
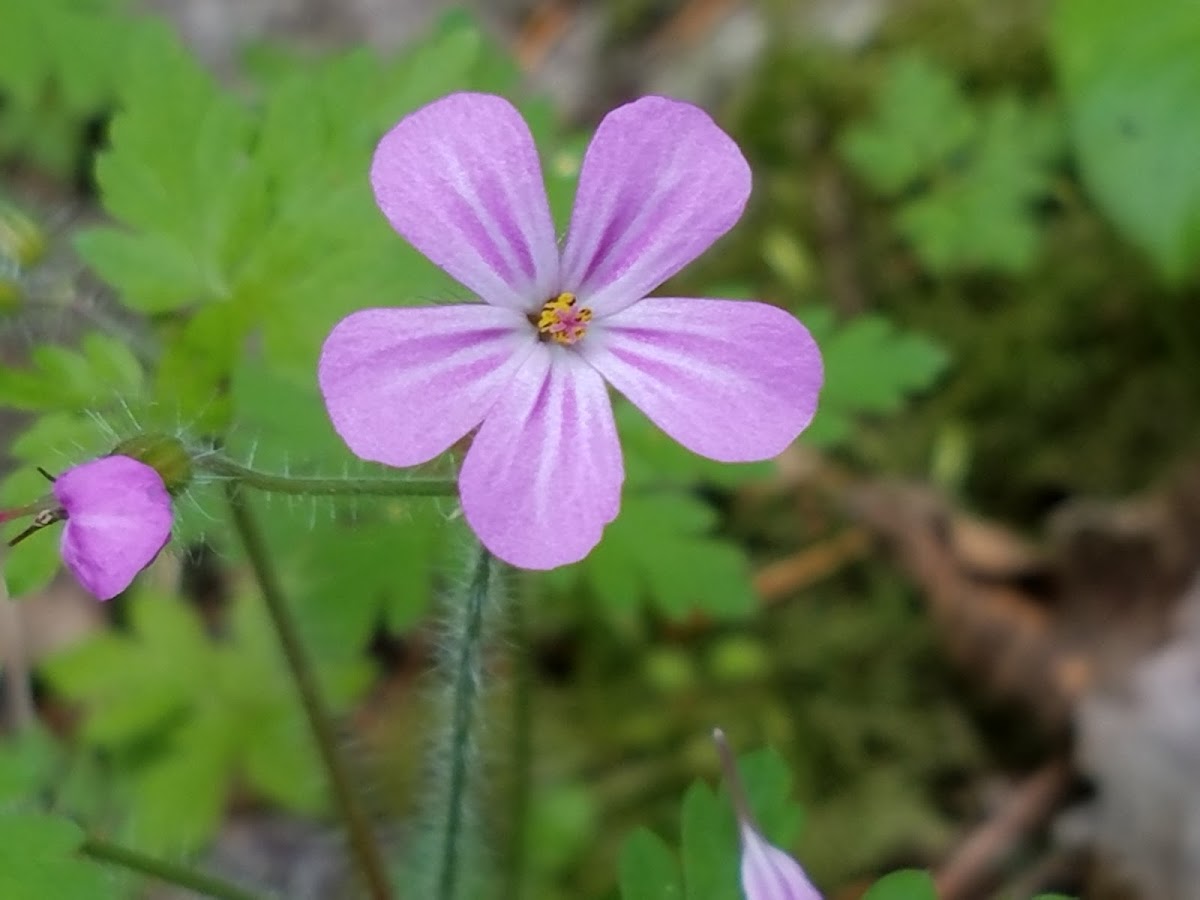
top-left (319, 93), bottom-right (823, 569)
top-left (714, 728), bottom-right (821, 900)
top-left (738, 825), bottom-right (822, 900)
top-left (3, 456), bottom-right (172, 601)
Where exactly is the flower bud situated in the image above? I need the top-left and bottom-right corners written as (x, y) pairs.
top-left (713, 728), bottom-right (821, 900)
top-left (3, 455), bottom-right (174, 601)
top-left (110, 433), bottom-right (193, 495)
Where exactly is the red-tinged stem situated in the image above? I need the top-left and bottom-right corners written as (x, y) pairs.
top-left (0, 501), bottom-right (45, 523)
top-left (712, 728), bottom-right (758, 833)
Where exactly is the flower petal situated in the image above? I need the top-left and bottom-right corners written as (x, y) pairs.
top-left (371, 92), bottom-right (559, 311)
top-left (560, 96), bottom-right (751, 317)
top-left (580, 298), bottom-right (823, 462)
top-left (53, 456), bottom-right (173, 601)
top-left (740, 825), bottom-right (822, 900)
top-left (319, 304), bottom-right (536, 467)
top-left (459, 347), bottom-right (623, 569)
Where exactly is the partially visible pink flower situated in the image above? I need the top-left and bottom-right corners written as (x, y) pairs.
top-left (1, 456), bottom-right (172, 601)
top-left (319, 92), bottom-right (823, 569)
top-left (714, 728), bottom-right (822, 900)
top-left (53, 456), bottom-right (172, 600)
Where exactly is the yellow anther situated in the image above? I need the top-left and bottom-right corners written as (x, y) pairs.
top-left (535, 292), bottom-right (592, 345)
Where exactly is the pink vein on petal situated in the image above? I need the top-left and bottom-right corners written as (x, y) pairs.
top-left (561, 96), bottom-right (751, 317)
top-left (371, 92), bottom-right (560, 310)
top-left (459, 347), bottom-right (623, 569)
top-left (580, 297), bottom-right (823, 462)
top-left (54, 456), bottom-right (172, 601)
top-left (318, 304), bottom-right (536, 467)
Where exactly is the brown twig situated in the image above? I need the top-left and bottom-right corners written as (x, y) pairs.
top-left (752, 528), bottom-right (871, 601)
top-left (513, 0), bottom-right (576, 73)
top-left (934, 759), bottom-right (1073, 900)
top-left (649, 0), bottom-right (740, 51)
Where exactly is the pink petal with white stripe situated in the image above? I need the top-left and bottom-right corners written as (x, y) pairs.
top-left (318, 304), bottom-right (536, 467)
top-left (580, 298), bottom-right (823, 462)
top-left (560, 97), bottom-right (751, 317)
top-left (740, 824), bottom-right (822, 900)
top-left (371, 93), bottom-right (559, 310)
top-left (54, 456), bottom-right (173, 601)
top-left (459, 348), bottom-right (623, 569)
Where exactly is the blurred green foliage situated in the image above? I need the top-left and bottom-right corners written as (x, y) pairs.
top-left (0, 813), bottom-right (119, 900)
top-left (842, 53), bottom-right (1062, 274)
top-left (41, 590), bottom-right (370, 853)
top-left (862, 870), bottom-right (938, 900)
top-left (1053, 0), bottom-right (1200, 282)
top-left (802, 308), bottom-right (949, 447)
top-left (0, 0), bottom-right (134, 177)
top-left (734, 0), bottom-right (1200, 522)
top-left (0, 332), bottom-right (142, 412)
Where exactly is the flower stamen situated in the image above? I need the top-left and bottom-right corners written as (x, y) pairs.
top-left (533, 292), bottom-right (592, 345)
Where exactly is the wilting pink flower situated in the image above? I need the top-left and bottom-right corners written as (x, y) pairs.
top-left (319, 92), bottom-right (823, 569)
top-left (714, 728), bottom-right (821, 900)
top-left (2, 456), bottom-right (172, 601)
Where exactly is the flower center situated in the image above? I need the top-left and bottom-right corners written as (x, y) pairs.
top-left (532, 292), bottom-right (592, 346)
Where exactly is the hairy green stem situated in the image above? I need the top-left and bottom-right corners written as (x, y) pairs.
top-left (199, 455), bottom-right (456, 498)
top-left (436, 547), bottom-right (493, 900)
top-left (225, 484), bottom-right (393, 900)
top-left (80, 836), bottom-right (266, 900)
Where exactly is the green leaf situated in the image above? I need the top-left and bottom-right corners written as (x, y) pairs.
top-left (862, 869), bottom-right (938, 900)
top-left (0, 333), bottom-right (144, 412)
top-left (77, 22), bottom-right (260, 312)
top-left (42, 594), bottom-right (207, 748)
top-left (129, 715), bottom-right (231, 852)
top-left (682, 783), bottom-right (740, 900)
top-left (0, 813), bottom-right (118, 900)
top-left (619, 828), bottom-right (684, 900)
top-left (1052, 0), bottom-right (1200, 281)
top-left (800, 309), bottom-right (949, 448)
top-left (40, 590), bottom-right (370, 853)
top-left (896, 97), bottom-right (1062, 274)
top-left (733, 748), bottom-right (803, 845)
top-left (841, 54), bottom-right (976, 194)
top-left (2, 528), bottom-right (61, 599)
top-left (0, 727), bottom-right (62, 804)
top-left (842, 54), bottom-right (1061, 274)
top-left (0, 0), bottom-right (133, 175)
top-left (73, 230), bottom-right (210, 314)
top-left (551, 493), bottom-right (755, 619)
top-left (618, 745), bottom-right (807, 900)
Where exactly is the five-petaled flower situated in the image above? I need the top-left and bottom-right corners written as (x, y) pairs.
top-left (714, 728), bottom-right (822, 900)
top-left (1, 456), bottom-right (172, 601)
top-left (319, 92), bottom-right (823, 569)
